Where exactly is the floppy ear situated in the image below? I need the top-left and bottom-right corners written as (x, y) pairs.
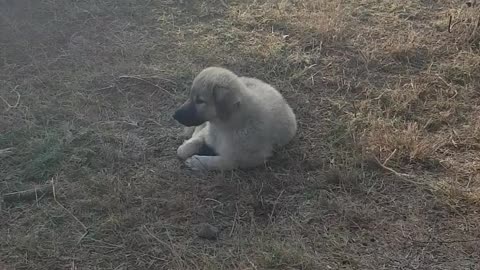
top-left (213, 86), bottom-right (241, 121)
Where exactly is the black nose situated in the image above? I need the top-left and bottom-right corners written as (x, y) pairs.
top-left (172, 110), bottom-right (182, 122)
top-left (172, 105), bottom-right (205, 127)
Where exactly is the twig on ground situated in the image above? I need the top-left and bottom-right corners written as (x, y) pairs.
top-left (3, 184), bottom-right (53, 204)
top-left (373, 156), bottom-right (424, 186)
top-left (77, 230), bottom-right (90, 245)
top-left (144, 118), bottom-right (163, 126)
top-left (0, 86), bottom-right (21, 111)
top-left (205, 198), bottom-right (224, 207)
top-left (0, 148), bottom-right (14, 158)
top-left (118, 75), bottom-right (175, 97)
top-left (229, 203), bottom-right (239, 237)
top-left (383, 149), bottom-right (397, 166)
top-left (269, 189), bottom-right (285, 223)
top-left (51, 178), bottom-right (88, 231)
top-left (143, 225), bottom-right (176, 253)
top-left (412, 237), bottom-right (480, 244)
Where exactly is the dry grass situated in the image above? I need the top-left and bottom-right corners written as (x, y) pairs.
top-left (1, 0), bottom-right (480, 269)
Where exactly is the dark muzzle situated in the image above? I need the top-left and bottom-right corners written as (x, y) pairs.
top-left (172, 102), bottom-right (205, 127)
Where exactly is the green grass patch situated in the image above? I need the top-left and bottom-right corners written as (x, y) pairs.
top-left (0, 129), bottom-right (65, 183)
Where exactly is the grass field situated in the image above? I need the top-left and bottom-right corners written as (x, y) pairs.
top-left (1, 0), bottom-right (480, 269)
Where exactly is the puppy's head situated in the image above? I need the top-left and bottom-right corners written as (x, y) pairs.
top-left (173, 67), bottom-right (242, 126)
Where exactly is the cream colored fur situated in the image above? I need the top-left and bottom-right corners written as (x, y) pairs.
top-left (176, 67), bottom-right (297, 171)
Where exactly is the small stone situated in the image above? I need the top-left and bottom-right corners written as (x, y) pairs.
top-left (196, 223), bottom-right (219, 240)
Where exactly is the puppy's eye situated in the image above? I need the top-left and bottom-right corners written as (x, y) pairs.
top-left (195, 98), bottom-right (205, 104)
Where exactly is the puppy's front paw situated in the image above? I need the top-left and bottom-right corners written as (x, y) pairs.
top-left (182, 127), bottom-right (195, 138)
top-left (185, 155), bottom-right (206, 171)
top-left (177, 143), bottom-right (192, 160)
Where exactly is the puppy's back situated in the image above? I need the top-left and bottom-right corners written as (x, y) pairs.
top-left (240, 77), bottom-right (297, 147)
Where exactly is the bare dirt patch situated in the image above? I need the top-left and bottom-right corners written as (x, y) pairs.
top-left (1, 0), bottom-right (479, 269)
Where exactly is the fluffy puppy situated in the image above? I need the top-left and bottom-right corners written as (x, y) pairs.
top-left (173, 67), bottom-right (297, 171)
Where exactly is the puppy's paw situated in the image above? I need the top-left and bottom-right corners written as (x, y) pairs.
top-left (177, 143), bottom-right (193, 160)
top-left (182, 126), bottom-right (195, 138)
top-left (185, 155), bottom-right (206, 171)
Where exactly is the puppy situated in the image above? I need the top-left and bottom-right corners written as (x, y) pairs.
top-left (173, 67), bottom-right (297, 171)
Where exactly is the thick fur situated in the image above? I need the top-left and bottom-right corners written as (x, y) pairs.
top-left (173, 67), bottom-right (297, 171)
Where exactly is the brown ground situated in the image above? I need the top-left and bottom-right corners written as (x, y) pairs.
top-left (1, 0), bottom-right (480, 269)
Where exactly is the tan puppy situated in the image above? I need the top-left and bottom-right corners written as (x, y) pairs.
top-left (173, 67), bottom-right (297, 171)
